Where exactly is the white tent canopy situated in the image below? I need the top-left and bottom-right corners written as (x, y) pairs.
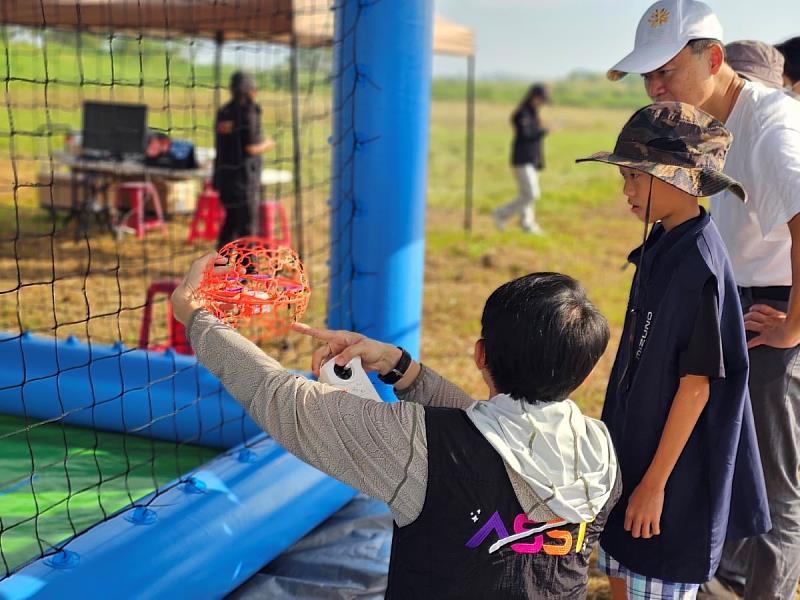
top-left (1, 0), bottom-right (474, 56)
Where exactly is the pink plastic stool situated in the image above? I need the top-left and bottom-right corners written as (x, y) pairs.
top-left (187, 181), bottom-right (225, 244)
top-left (138, 279), bottom-right (193, 355)
top-left (259, 201), bottom-right (292, 248)
top-left (115, 181), bottom-right (167, 239)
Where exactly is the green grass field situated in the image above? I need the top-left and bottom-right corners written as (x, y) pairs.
top-left (423, 99), bottom-right (641, 418)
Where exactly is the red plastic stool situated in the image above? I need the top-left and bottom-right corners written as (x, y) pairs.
top-left (259, 201), bottom-right (292, 248)
top-left (138, 279), bottom-right (193, 355)
top-left (115, 181), bottom-right (167, 239)
top-left (187, 182), bottom-right (226, 244)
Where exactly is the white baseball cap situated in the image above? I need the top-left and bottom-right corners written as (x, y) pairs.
top-left (608, 0), bottom-right (723, 81)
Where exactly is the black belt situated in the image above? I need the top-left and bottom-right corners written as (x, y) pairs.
top-left (738, 285), bottom-right (791, 302)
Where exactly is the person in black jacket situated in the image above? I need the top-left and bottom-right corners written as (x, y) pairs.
top-left (493, 84), bottom-right (549, 234)
top-left (213, 71), bottom-right (274, 249)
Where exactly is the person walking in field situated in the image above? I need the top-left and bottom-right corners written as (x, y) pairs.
top-left (493, 84), bottom-right (549, 235)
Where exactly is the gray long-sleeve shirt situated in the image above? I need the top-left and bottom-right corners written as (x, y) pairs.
top-left (188, 309), bottom-right (555, 526)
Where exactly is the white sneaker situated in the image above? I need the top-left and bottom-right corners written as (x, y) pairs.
top-left (697, 577), bottom-right (742, 600)
top-left (492, 209), bottom-right (506, 231)
top-left (522, 222), bottom-right (544, 235)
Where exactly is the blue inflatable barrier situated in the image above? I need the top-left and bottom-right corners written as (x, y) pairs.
top-left (0, 331), bottom-right (357, 598)
top-left (0, 433), bottom-right (355, 600)
top-left (0, 332), bottom-right (261, 449)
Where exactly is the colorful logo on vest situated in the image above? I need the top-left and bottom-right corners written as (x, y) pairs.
top-left (465, 510), bottom-right (589, 556)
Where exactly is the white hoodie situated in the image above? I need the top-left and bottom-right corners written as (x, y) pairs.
top-left (467, 394), bottom-right (618, 524)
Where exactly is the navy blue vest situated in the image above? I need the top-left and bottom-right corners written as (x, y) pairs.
top-left (601, 209), bottom-right (770, 583)
top-left (386, 407), bottom-right (620, 599)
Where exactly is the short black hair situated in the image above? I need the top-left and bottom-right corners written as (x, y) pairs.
top-left (776, 37), bottom-right (800, 83)
top-left (230, 71), bottom-right (256, 100)
top-left (529, 83), bottom-right (548, 98)
top-left (517, 83), bottom-right (549, 110)
top-left (481, 273), bottom-right (610, 403)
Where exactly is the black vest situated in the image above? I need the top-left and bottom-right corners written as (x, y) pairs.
top-left (601, 210), bottom-right (770, 582)
top-left (386, 407), bottom-right (619, 599)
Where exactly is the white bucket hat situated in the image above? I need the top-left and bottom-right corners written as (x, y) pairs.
top-left (608, 0), bottom-right (723, 81)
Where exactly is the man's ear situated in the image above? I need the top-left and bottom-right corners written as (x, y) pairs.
top-left (709, 43), bottom-right (725, 75)
top-left (474, 338), bottom-right (487, 370)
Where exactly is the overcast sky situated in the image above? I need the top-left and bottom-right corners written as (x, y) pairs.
top-left (433, 0), bottom-right (799, 79)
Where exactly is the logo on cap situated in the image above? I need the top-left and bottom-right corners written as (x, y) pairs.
top-left (648, 8), bottom-right (670, 28)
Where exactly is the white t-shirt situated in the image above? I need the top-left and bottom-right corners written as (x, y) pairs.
top-left (710, 82), bottom-right (800, 287)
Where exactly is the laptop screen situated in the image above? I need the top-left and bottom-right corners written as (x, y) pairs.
top-left (81, 101), bottom-right (147, 159)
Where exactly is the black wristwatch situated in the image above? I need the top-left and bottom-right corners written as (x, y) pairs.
top-left (378, 346), bottom-right (412, 385)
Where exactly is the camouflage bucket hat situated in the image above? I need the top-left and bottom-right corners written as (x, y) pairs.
top-left (576, 102), bottom-right (747, 201)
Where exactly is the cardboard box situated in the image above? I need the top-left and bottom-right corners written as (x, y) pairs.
top-left (37, 170), bottom-right (86, 212)
top-left (154, 178), bottom-right (200, 216)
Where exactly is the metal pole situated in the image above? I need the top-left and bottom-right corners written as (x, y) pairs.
top-left (464, 53), bottom-right (476, 233)
top-left (213, 31), bottom-right (223, 112)
top-left (288, 34), bottom-right (305, 258)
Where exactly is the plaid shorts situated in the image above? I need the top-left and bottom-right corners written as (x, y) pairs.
top-left (597, 546), bottom-right (700, 599)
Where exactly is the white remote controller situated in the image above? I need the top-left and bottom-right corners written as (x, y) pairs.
top-left (319, 356), bottom-right (383, 402)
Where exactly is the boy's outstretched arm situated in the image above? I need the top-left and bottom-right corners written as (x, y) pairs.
top-left (624, 374), bottom-right (710, 539)
top-left (171, 255), bottom-right (427, 526)
top-left (294, 324), bottom-right (476, 410)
